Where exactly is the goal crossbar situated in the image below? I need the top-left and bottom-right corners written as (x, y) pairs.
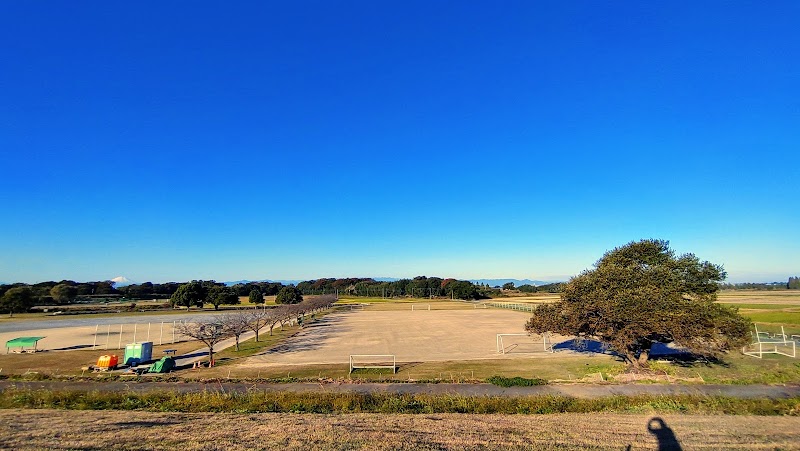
top-left (411, 304), bottom-right (430, 311)
top-left (496, 333), bottom-right (553, 354)
top-left (349, 354), bottom-right (397, 373)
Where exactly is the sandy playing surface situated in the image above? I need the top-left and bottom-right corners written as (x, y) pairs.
top-left (242, 308), bottom-right (569, 366)
top-left (0, 321), bottom-right (186, 352)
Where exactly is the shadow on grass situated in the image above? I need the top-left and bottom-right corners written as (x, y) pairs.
top-left (51, 344), bottom-right (95, 351)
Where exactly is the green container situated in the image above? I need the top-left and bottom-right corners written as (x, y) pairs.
top-left (124, 342), bottom-right (153, 366)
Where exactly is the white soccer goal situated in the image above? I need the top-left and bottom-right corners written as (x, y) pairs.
top-left (411, 304), bottom-right (430, 311)
top-left (743, 325), bottom-right (797, 359)
top-left (496, 333), bottom-right (553, 354)
top-left (349, 354), bottom-right (397, 374)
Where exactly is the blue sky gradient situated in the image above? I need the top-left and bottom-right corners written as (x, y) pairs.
top-left (1, 2), bottom-right (798, 284)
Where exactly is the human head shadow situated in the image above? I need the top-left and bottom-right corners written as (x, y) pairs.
top-left (647, 417), bottom-right (682, 451)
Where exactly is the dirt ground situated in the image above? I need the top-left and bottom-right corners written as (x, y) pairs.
top-left (1, 409), bottom-right (798, 450)
top-left (0, 311), bottom-right (234, 352)
top-left (240, 308), bottom-right (571, 367)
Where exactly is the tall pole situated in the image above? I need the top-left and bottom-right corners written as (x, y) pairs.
top-left (118, 324), bottom-right (123, 349)
top-left (93, 325), bottom-right (98, 349)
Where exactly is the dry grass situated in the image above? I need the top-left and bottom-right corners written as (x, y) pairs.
top-left (0, 341), bottom-right (199, 376)
top-left (199, 355), bottom-right (618, 382)
top-left (0, 409), bottom-right (798, 450)
top-left (717, 290), bottom-right (800, 304)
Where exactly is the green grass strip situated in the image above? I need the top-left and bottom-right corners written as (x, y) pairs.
top-left (1, 389), bottom-right (798, 415)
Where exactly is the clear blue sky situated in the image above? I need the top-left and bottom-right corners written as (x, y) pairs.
top-left (1, 2), bottom-right (797, 284)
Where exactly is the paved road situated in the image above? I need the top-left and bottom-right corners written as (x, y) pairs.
top-left (2, 381), bottom-right (798, 399)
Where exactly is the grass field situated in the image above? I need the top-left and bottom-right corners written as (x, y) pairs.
top-left (740, 311), bottom-right (800, 327)
top-left (717, 290), bottom-right (800, 304)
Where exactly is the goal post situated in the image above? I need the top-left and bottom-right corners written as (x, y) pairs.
top-left (496, 333), bottom-right (554, 354)
top-left (411, 304), bottom-right (430, 311)
top-left (743, 325), bottom-right (797, 359)
top-left (349, 354), bottom-right (397, 374)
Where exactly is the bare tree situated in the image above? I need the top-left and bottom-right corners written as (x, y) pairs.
top-left (245, 307), bottom-right (272, 342)
top-left (267, 307), bottom-right (283, 336)
top-left (222, 312), bottom-right (251, 352)
top-left (175, 317), bottom-right (232, 365)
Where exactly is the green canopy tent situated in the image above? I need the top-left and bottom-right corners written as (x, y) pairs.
top-left (6, 336), bottom-right (45, 353)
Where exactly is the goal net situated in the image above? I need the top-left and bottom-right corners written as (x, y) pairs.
top-left (496, 333), bottom-right (554, 354)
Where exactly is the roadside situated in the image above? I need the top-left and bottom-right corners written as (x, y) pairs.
top-left (2, 380), bottom-right (799, 399)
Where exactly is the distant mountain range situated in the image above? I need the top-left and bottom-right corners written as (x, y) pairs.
top-left (222, 277), bottom-right (559, 287)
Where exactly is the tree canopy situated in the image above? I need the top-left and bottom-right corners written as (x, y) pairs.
top-left (0, 286), bottom-right (35, 317)
top-left (249, 288), bottom-right (264, 304)
top-left (525, 239), bottom-right (751, 368)
top-left (169, 281), bottom-right (209, 309)
top-left (275, 286), bottom-right (303, 305)
top-left (207, 285), bottom-right (239, 310)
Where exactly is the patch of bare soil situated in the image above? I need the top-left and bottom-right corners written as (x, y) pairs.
top-left (0, 409), bottom-right (798, 450)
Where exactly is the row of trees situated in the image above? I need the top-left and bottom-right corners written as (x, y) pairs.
top-left (176, 295), bottom-right (336, 363)
top-left (718, 279), bottom-right (800, 290)
top-left (516, 282), bottom-right (565, 293)
top-left (295, 276), bottom-right (484, 300)
top-left (0, 280), bottom-right (118, 306)
top-left (169, 280), bottom-right (239, 310)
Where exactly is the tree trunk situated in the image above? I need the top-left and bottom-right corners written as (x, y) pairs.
top-left (625, 351), bottom-right (640, 369)
top-left (235, 336), bottom-right (240, 351)
top-left (208, 346), bottom-right (214, 366)
top-left (255, 329), bottom-right (259, 342)
top-left (637, 349), bottom-right (650, 367)
top-left (269, 325), bottom-right (274, 336)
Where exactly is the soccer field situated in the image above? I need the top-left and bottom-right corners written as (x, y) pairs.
top-left (240, 307), bottom-right (571, 368)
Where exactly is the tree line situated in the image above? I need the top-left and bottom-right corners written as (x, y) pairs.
top-left (719, 279), bottom-right (800, 290)
top-left (295, 276), bottom-right (485, 300)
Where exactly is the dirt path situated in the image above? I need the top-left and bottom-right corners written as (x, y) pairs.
top-left (2, 380), bottom-right (799, 398)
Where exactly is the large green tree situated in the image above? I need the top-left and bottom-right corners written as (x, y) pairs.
top-left (249, 288), bottom-right (264, 305)
top-left (50, 284), bottom-right (78, 304)
top-left (275, 286), bottom-right (303, 305)
top-left (169, 281), bottom-right (208, 309)
top-left (525, 239), bottom-right (751, 369)
top-left (207, 285), bottom-right (240, 310)
top-left (1, 286), bottom-right (35, 317)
